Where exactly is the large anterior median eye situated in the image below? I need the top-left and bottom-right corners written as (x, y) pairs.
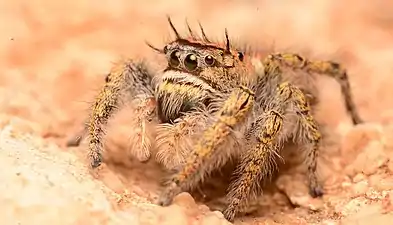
top-left (184, 53), bottom-right (198, 71)
top-left (169, 50), bottom-right (180, 67)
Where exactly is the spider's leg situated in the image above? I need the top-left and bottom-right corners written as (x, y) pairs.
top-left (280, 81), bottom-right (324, 197)
top-left (67, 58), bottom-right (155, 168)
top-left (265, 53), bottom-right (363, 124)
top-left (223, 79), bottom-right (288, 222)
top-left (264, 58), bottom-right (324, 197)
top-left (157, 86), bottom-right (255, 206)
top-left (224, 109), bottom-right (283, 222)
top-left (223, 81), bottom-right (323, 222)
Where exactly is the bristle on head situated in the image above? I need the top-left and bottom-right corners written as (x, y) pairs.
top-left (145, 40), bottom-right (165, 54)
top-left (185, 18), bottom-right (196, 39)
top-left (152, 16), bottom-right (257, 61)
top-left (167, 16), bottom-right (181, 39)
top-left (225, 28), bottom-right (230, 52)
top-left (198, 21), bottom-right (211, 43)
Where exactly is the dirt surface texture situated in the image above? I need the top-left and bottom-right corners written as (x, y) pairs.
top-left (1, 0), bottom-right (393, 224)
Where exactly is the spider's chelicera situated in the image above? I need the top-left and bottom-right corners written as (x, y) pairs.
top-left (67, 17), bottom-right (363, 222)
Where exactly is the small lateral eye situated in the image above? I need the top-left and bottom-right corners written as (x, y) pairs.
top-left (184, 54), bottom-right (198, 71)
top-left (237, 52), bottom-right (244, 61)
top-left (163, 45), bottom-right (168, 54)
top-left (204, 55), bottom-right (215, 66)
top-left (169, 50), bottom-right (180, 67)
top-left (105, 74), bottom-right (110, 82)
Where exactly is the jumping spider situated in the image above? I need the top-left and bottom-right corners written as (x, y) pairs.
top-left (67, 17), bottom-right (363, 222)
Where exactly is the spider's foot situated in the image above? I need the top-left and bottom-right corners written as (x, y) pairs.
top-left (157, 182), bottom-right (180, 207)
top-left (115, 189), bottom-right (131, 204)
top-left (309, 184), bottom-right (324, 198)
top-left (90, 152), bottom-right (103, 169)
top-left (222, 206), bottom-right (236, 222)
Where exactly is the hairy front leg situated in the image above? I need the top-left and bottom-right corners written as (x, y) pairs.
top-left (68, 59), bottom-right (155, 168)
top-left (264, 53), bottom-right (363, 125)
top-left (224, 110), bottom-right (283, 222)
top-left (157, 86), bottom-right (255, 206)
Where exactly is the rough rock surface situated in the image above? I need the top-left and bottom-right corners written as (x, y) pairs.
top-left (0, 117), bottom-right (231, 225)
top-left (1, 0), bottom-right (393, 224)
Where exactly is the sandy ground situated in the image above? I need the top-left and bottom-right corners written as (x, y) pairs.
top-left (1, 0), bottom-right (393, 224)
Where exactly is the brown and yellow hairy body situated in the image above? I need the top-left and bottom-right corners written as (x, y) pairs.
top-left (66, 17), bottom-right (363, 222)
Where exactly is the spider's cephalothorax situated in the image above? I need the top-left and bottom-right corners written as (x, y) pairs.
top-left (152, 21), bottom-right (249, 123)
top-left (66, 17), bottom-right (363, 222)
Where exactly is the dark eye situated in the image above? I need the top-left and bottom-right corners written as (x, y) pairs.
top-left (163, 45), bottom-right (168, 54)
top-left (169, 50), bottom-right (180, 67)
top-left (237, 52), bottom-right (244, 61)
top-left (184, 54), bottom-right (198, 71)
top-left (204, 55), bottom-right (215, 66)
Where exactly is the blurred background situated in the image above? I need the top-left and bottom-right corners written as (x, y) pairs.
top-left (1, 0), bottom-right (393, 134)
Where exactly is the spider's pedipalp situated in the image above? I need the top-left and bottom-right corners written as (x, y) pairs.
top-left (264, 53), bottom-right (363, 124)
top-left (127, 96), bottom-right (157, 162)
top-left (157, 86), bottom-right (254, 206)
top-left (155, 111), bottom-right (209, 170)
